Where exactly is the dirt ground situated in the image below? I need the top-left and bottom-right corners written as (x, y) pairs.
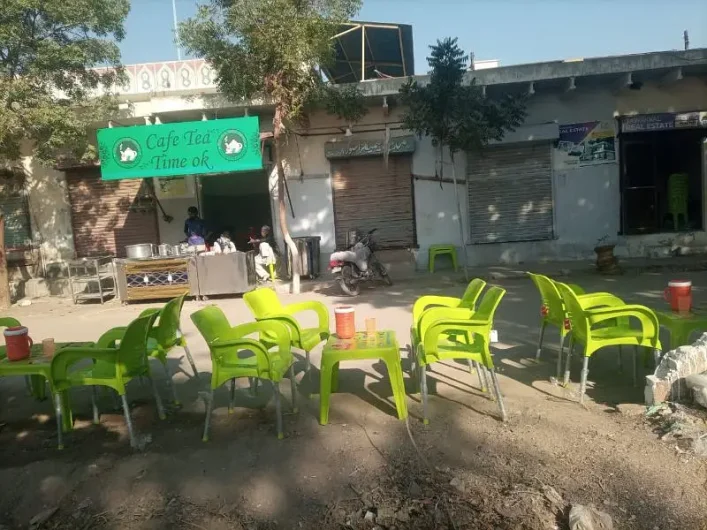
top-left (2, 269), bottom-right (707, 529)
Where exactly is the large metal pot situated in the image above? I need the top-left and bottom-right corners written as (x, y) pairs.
top-left (125, 243), bottom-right (155, 259)
top-left (157, 244), bottom-right (173, 257)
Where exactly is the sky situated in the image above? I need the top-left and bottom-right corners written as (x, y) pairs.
top-left (119, 0), bottom-right (707, 71)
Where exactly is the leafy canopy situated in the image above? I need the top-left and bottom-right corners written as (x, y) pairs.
top-left (399, 37), bottom-right (527, 156)
top-left (179, 0), bottom-right (361, 126)
top-left (0, 0), bottom-right (130, 164)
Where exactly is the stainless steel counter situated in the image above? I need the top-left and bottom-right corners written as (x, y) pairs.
top-left (114, 252), bottom-right (252, 302)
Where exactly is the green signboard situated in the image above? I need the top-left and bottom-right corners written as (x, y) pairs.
top-left (97, 116), bottom-right (263, 180)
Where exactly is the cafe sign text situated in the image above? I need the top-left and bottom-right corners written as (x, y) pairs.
top-left (97, 116), bottom-right (263, 180)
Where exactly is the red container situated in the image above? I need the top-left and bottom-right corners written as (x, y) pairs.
top-left (4, 326), bottom-right (33, 361)
top-left (334, 305), bottom-right (356, 339)
top-left (664, 280), bottom-right (692, 313)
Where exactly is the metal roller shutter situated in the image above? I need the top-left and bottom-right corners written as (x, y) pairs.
top-left (467, 143), bottom-right (553, 244)
top-left (66, 168), bottom-right (159, 257)
top-left (331, 156), bottom-right (415, 249)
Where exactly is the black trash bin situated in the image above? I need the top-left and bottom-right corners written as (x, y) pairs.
top-left (287, 236), bottom-right (321, 279)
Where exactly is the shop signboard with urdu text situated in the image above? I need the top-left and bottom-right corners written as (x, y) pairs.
top-left (554, 121), bottom-right (616, 170)
top-left (97, 116), bottom-right (263, 180)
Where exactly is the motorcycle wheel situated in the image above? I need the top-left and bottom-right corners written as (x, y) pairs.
top-left (339, 265), bottom-right (360, 296)
top-left (374, 262), bottom-right (393, 286)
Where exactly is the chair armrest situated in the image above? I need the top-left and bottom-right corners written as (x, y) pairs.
top-left (214, 321), bottom-right (292, 372)
top-left (412, 296), bottom-right (461, 328)
top-left (578, 292), bottom-right (625, 309)
top-left (418, 307), bottom-right (474, 342)
top-left (254, 313), bottom-right (302, 343)
top-left (422, 319), bottom-right (492, 365)
top-left (51, 347), bottom-right (118, 377)
top-left (223, 320), bottom-right (292, 356)
top-left (567, 283), bottom-right (586, 296)
top-left (96, 327), bottom-right (128, 349)
top-left (283, 301), bottom-right (330, 332)
top-left (587, 305), bottom-right (659, 339)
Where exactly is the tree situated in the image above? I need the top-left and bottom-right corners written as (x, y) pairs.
top-left (180, 0), bottom-right (361, 294)
top-left (399, 38), bottom-right (527, 278)
top-left (0, 0), bottom-right (130, 307)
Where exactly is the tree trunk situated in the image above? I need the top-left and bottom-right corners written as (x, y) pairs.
top-left (450, 153), bottom-right (469, 281)
top-left (0, 215), bottom-right (10, 309)
top-left (272, 106), bottom-right (300, 294)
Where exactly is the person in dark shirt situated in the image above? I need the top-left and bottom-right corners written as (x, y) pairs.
top-left (184, 206), bottom-right (207, 245)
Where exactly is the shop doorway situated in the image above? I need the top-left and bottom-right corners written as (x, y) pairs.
top-left (620, 129), bottom-right (706, 235)
top-left (199, 171), bottom-right (273, 250)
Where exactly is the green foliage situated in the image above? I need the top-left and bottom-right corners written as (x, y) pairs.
top-left (179, 0), bottom-right (361, 128)
top-left (322, 84), bottom-right (368, 125)
top-left (399, 37), bottom-right (527, 156)
top-left (0, 0), bottom-right (130, 165)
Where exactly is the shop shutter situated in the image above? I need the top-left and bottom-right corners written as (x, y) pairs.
top-left (467, 142), bottom-right (553, 244)
top-left (66, 168), bottom-right (159, 257)
top-left (331, 156), bottom-right (415, 249)
top-left (0, 174), bottom-right (31, 249)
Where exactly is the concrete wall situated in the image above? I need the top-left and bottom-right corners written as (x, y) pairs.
top-left (270, 108), bottom-right (473, 270)
top-left (20, 150), bottom-right (76, 265)
top-left (459, 78), bottom-right (707, 267)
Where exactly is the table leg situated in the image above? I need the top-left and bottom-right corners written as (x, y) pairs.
top-left (383, 356), bottom-right (408, 421)
top-left (60, 392), bottom-right (73, 432)
top-left (29, 375), bottom-right (47, 401)
top-left (331, 362), bottom-right (340, 393)
top-left (671, 326), bottom-right (691, 350)
top-left (319, 359), bottom-right (335, 425)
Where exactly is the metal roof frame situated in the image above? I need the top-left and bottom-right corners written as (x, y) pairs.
top-left (324, 21), bottom-right (414, 83)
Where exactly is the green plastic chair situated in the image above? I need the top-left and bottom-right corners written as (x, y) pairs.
top-left (417, 285), bottom-right (507, 423)
top-left (556, 282), bottom-right (662, 404)
top-left (140, 294), bottom-right (198, 406)
top-left (243, 287), bottom-right (330, 379)
top-left (191, 305), bottom-right (296, 441)
top-left (527, 273), bottom-right (632, 378)
top-left (410, 278), bottom-right (487, 387)
top-left (50, 313), bottom-right (165, 449)
top-left (428, 244), bottom-right (458, 273)
top-left (668, 173), bottom-right (688, 230)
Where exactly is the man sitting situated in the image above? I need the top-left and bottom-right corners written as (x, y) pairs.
top-left (250, 225), bottom-right (278, 282)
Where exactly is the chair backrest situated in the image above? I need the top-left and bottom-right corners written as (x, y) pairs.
top-left (556, 282), bottom-right (589, 339)
top-left (154, 294), bottom-right (186, 345)
top-left (473, 285), bottom-right (506, 324)
top-left (191, 306), bottom-right (233, 352)
top-left (527, 272), bottom-right (566, 325)
top-left (459, 278), bottom-right (487, 309)
top-left (117, 313), bottom-right (159, 377)
top-left (243, 288), bottom-right (283, 318)
top-left (0, 317), bottom-right (21, 330)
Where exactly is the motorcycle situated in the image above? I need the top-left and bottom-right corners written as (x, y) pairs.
top-left (329, 228), bottom-right (393, 296)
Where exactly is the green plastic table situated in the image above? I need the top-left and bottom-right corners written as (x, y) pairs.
top-left (0, 342), bottom-right (93, 431)
top-left (319, 331), bottom-right (408, 425)
top-left (656, 310), bottom-right (707, 350)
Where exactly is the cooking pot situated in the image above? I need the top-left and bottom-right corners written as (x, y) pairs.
top-left (125, 243), bottom-right (155, 259)
top-left (157, 244), bottom-right (174, 257)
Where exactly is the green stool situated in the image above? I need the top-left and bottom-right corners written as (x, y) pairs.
top-left (319, 331), bottom-right (408, 425)
top-left (428, 244), bottom-right (458, 273)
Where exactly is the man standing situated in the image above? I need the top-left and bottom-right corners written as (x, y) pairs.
top-left (250, 225), bottom-right (278, 282)
top-left (184, 206), bottom-right (207, 246)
